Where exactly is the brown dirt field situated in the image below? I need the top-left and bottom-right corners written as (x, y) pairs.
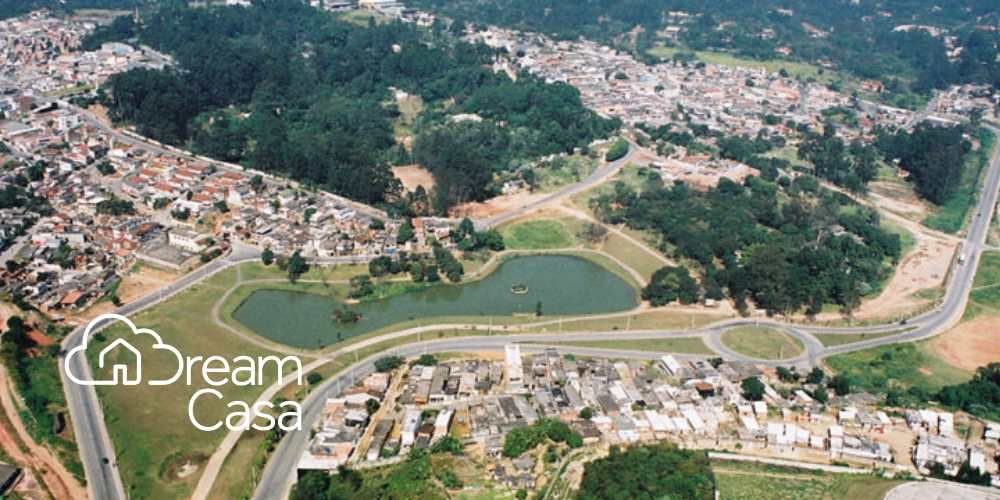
top-left (391, 165), bottom-right (435, 193)
top-left (69, 264), bottom-right (179, 323)
top-left (852, 233), bottom-right (956, 319)
top-left (869, 181), bottom-right (931, 221)
top-left (85, 104), bottom-right (112, 126)
top-left (931, 315), bottom-right (1000, 371)
top-left (449, 191), bottom-right (549, 219)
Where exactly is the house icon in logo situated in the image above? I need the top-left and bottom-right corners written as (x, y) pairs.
top-left (64, 313), bottom-right (183, 387)
top-left (98, 338), bottom-right (142, 386)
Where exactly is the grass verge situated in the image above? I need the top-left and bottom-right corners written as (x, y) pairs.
top-left (542, 337), bottom-right (713, 355)
top-left (720, 327), bottom-right (804, 360)
top-left (500, 219), bottom-right (577, 250)
top-left (813, 328), bottom-right (913, 348)
top-left (825, 341), bottom-right (971, 394)
top-left (712, 459), bottom-right (904, 500)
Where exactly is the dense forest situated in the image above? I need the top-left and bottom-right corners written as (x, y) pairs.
top-left (411, 0), bottom-right (1000, 98)
top-left (592, 170), bottom-right (901, 316)
top-left (96, 1), bottom-right (617, 208)
top-left (876, 124), bottom-right (973, 205)
top-left (577, 444), bottom-right (715, 500)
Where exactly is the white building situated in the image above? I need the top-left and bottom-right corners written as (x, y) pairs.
top-left (505, 344), bottom-right (525, 393)
top-left (167, 228), bottom-right (211, 252)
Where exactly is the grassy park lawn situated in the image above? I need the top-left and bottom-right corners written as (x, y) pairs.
top-left (597, 231), bottom-right (664, 282)
top-left (825, 342), bottom-right (971, 394)
top-left (713, 460), bottom-right (904, 500)
top-left (720, 327), bottom-right (804, 360)
top-left (500, 219), bottom-right (577, 250)
top-left (544, 337), bottom-right (713, 355)
top-left (237, 261), bottom-right (368, 283)
top-left (88, 268), bottom-right (293, 500)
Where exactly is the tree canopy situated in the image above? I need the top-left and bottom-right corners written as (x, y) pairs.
top-left (100, 1), bottom-right (617, 207)
top-left (577, 443), bottom-right (715, 500)
top-left (593, 174), bottom-right (900, 316)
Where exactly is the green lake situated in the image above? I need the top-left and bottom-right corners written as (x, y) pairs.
top-left (231, 254), bottom-right (638, 348)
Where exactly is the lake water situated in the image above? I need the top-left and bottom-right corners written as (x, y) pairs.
top-left (232, 255), bottom-right (638, 348)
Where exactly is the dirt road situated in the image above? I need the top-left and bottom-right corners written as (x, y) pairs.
top-left (0, 368), bottom-right (86, 499)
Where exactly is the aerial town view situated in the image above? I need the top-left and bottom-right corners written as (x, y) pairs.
top-left (0, 0), bottom-right (999, 499)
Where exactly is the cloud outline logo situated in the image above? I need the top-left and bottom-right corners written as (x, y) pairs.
top-left (64, 313), bottom-right (183, 387)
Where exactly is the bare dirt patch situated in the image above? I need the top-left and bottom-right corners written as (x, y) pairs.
top-left (931, 315), bottom-right (1000, 371)
top-left (392, 164), bottom-right (435, 193)
top-left (868, 181), bottom-right (931, 222)
top-left (450, 191), bottom-right (549, 219)
top-left (851, 232), bottom-right (956, 319)
top-left (70, 264), bottom-right (179, 323)
top-left (85, 104), bottom-right (112, 126)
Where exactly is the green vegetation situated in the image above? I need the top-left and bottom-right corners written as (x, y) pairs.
top-left (578, 444), bottom-right (714, 500)
top-left (937, 363), bottom-right (1000, 421)
top-left (877, 126), bottom-right (994, 233)
top-left (880, 219), bottom-right (917, 257)
top-left (969, 251), bottom-right (1000, 317)
top-left (553, 308), bottom-right (724, 333)
top-left (813, 330), bottom-right (910, 347)
top-left (500, 219), bottom-right (576, 250)
top-left (374, 355), bottom-right (405, 373)
top-left (95, 195), bottom-right (136, 216)
top-left (713, 459), bottom-right (904, 500)
top-left (527, 155), bottom-right (597, 193)
top-left (502, 418), bottom-right (581, 457)
top-left (826, 342), bottom-right (971, 400)
top-left (922, 128), bottom-right (997, 233)
top-left (604, 138), bottom-right (629, 162)
top-left (642, 266), bottom-right (700, 306)
top-left (595, 231), bottom-right (663, 283)
top-left (799, 124), bottom-right (879, 193)
top-left (721, 327), bottom-right (805, 360)
top-left (292, 453), bottom-right (446, 500)
top-left (593, 171), bottom-right (901, 316)
top-left (0, 318), bottom-right (83, 480)
top-left (544, 337), bottom-right (713, 355)
top-left (741, 377), bottom-right (766, 401)
top-left (102, 1), bottom-right (617, 209)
